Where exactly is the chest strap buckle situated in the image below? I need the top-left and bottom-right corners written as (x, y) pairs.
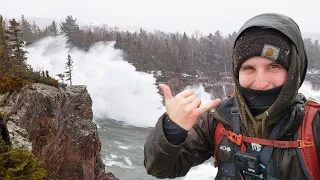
top-left (221, 128), bottom-right (243, 146)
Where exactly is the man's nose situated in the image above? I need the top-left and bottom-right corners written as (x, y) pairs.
top-left (255, 72), bottom-right (269, 90)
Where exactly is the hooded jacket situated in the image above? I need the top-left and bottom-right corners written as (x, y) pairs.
top-left (233, 13), bottom-right (308, 139)
top-left (144, 13), bottom-right (320, 179)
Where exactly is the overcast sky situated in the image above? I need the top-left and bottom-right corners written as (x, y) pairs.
top-left (2, 0), bottom-right (320, 35)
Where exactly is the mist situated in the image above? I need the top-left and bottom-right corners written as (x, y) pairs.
top-left (26, 35), bottom-right (165, 127)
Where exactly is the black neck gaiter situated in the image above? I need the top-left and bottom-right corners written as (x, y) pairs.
top-left (240, 86), bottom-right (283, 116)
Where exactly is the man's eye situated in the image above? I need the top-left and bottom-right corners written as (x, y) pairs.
top-left (269, 65), bottom-right (279, 69)
top-left (243, 67), bottom-right (254, 71)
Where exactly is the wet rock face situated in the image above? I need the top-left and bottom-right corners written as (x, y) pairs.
top-left (0, 83), bottom-right (117, 180)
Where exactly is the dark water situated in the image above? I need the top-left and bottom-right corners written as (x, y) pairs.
top-left (97, 118), bottom-right (217, 180)
top-left (97, 118), bottom-right (160, 180)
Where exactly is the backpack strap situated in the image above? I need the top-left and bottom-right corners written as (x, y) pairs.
top-left (213, 122), bottom-right (224, 167)
top-left (213, 122), bottom-right (246, 167)
top-left (231, 108), bottom-right (242, 180)
top-left (298, 101), bottom-right (320, 179)
top-left (221, 129), bottom-right (314, 148)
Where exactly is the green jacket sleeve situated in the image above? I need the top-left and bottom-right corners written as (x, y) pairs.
top-left (144, 110), bottom-right (217, 179)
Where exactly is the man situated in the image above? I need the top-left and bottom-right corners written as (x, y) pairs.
top-left (144, 13), bottom-right (320, 179)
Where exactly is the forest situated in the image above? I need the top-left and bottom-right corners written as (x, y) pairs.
top-left (1, 14), bottom-right (320, 91)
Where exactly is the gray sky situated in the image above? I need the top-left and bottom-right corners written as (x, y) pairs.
top-left (2, 0), bottom-right (320, 35)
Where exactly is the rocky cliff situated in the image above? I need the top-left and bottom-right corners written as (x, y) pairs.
top-left (0, 83), bottom-right (117, 180)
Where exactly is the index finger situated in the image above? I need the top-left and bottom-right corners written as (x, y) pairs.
top-left (195, 98), bottom-right (222, 115)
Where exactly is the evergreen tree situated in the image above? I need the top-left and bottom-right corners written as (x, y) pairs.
top-left (178, 32), bottom-right (191, 73)
top-left (64, 54), bottom-right (73, 85)
top-left (0, 16), bottom-right (11, 74)
top-left (313, 40), bottom-right (320, 67)
top-left (114, 32), bottom-right (122, 49)
top-left (60, 16), bottom-right (80, 47)
top-left (31, 21), bottom-right (40, 38)
top-left (48, 21), bottom-right (58, 36)
top-left (20, 15), bottom-right (33, 44)
top-left (5, 18), bottom-right (28, 70)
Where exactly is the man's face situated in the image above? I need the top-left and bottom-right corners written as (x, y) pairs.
top-left (239, 56), bottom-right (287, 90)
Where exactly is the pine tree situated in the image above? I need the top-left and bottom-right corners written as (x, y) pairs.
top-left (114, 33), bottom-right (122, 49)
top-left (5, 18), bottom-right (28, 69)
top-left (64, 54), bottom-right (73, 85)
top-left (20, 15), bottom-right (33, 43)
top-left (0, 15), bottom-right (11, 74)
top-left (60, 16), bottom-right (80, 47)
top-left (47, 21), bottom-right (58, 36)
top-left (178, 32), bottom-right (191, 73)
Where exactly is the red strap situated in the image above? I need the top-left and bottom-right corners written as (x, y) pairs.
top-left (299, 101), bottom-right (320, 179)
top-left (213, 122), bottom-right (224, 167)
top-left (221, 128), bottom-right (314, 148)
top-left (242, 136), bottom-right (313, 148)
